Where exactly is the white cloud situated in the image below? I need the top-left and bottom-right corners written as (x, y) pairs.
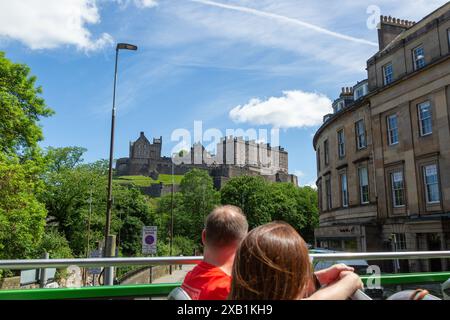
top-left (291, 170), bottom-right (317, 188)
top-left (0, 0), bottom-right (113, 51)
top-left (170, 1), bottom-right (378, 73)
top-left (293, 170), bottom-right (305, 178)
top-left (229, 90), bottom-right (333, 129)
top-left (135, 0), bottom-right (158, 8)
top-left (301, 180), bottom-right (317, 189)
top-left (114, 0), bottom-right (158, 9)
top-left (190, 0), bottom-right (377, 47)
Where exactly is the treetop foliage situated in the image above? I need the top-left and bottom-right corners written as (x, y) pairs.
top-left (0, 51), bottom-right (53, 159)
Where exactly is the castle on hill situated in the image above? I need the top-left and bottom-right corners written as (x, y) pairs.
top-left (116, 132), bottom-right (298, 192)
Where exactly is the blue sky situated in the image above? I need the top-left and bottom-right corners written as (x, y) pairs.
top-left (0, 0), bottom-right (447, 186)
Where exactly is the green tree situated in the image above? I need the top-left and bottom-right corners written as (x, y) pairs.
top-left (37, 229), bottom-right (73, 259)
top-left (179, 169), bottom-right (220, 244)
top-left (40, 160), bottom-right (106, 255)
top-left (220, 176), bottom-right (318, 241)
top-left (173, 236), bottom-right (196, 256)
top-left (114, 187), bottom-right (153, 256)
top-left (296, 186), bottom-right (319, 242)
top-left (41, 148), bottom-right (154, 257)
top-left (0, 156), bottom-right (47, 259)
top-left (0, 52), bottom-right (53, 260)
top-left (151, 169), bottom-right (221, 253)
top-left (220, 175), bottom-right (272, 229)
top-left (268, 182), bottom-right (306, 230)
top-left (44, 146), bottom-right (86, 172)
top-left (155, 192), bottom-right (185, 244)
top-left (0, 51), bottom-right (53, 158)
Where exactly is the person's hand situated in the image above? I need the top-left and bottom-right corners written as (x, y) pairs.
top-left (314, 264), bottom-right (354, 286)
top-left (304, 270), bottom-right (364, 300)
top-left (339, 271), bottom-right (364, 291)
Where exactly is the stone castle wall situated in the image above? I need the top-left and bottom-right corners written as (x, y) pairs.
top-left (116, 133), bottom-right (297, 193)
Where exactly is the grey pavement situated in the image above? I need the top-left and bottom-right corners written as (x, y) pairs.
top-left (148, 264), bottom-right (196, 300)
top-left (152, 264), bottom-right (196, 284)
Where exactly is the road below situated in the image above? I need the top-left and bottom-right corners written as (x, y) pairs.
top-left (148, 264), bottom-right (196, 300)
top-left (152, 264), bottom-right (196, 284)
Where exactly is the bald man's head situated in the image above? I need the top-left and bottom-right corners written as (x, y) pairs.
top-left (204, 205), bottom-right (248, 248)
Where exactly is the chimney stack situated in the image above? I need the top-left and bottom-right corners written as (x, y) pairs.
top-left (340, 86), bottom-right (353, 96)
top-left (378, 15), bottom-right (415, 51)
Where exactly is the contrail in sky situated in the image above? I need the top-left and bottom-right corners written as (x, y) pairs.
top-left (190, 0), bottom-right (378, 47)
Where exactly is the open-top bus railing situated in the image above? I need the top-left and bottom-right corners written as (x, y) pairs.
top-left (0, 251), bottom-right (449, 300)
top-left (1, 251), bottom-right (449, 269)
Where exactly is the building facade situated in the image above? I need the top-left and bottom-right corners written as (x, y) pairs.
top-left (313, 4), bottom-right (450, 272)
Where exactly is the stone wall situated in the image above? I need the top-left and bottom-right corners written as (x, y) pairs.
top-left (0, 276), bottom-right (20, 289)
top-left (141, 183), bottom-right (181, 197)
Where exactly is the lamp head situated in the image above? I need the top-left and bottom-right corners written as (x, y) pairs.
top-left (116, 43), bottom-right (138, 51)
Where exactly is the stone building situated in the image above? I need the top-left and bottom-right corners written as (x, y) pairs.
top-left (116, 132), bottom-right (297, 191)
top-left (313, 3), bottom-right (450, 272)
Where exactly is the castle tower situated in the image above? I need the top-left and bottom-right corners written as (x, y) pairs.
top-left (131, 131), bottom-right (151, 159)
top-left (151, 136), bottom-right (162, 160)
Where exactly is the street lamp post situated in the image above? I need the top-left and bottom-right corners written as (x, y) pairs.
top-left (169, 160), bottom-right (174, 275)
top-left (104, 43), bottom-right (137, 286)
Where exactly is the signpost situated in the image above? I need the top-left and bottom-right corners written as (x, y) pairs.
top-left (88, 249), bottom-right (103, 275)
top-left (142, 226), bottom-right (157, 255)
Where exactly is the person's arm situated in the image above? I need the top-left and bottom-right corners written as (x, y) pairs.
top-left (304, 272), bottom-right (363, 300)
top-left (314, 264), bottom-right (354, 286)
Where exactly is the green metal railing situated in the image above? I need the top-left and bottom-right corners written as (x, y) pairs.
top-left (0, 251), bottom-right (449, 300)
top-left (0, 283), bottom-right (180, 300)
top-left (0, 271), bottom-right (449, 300)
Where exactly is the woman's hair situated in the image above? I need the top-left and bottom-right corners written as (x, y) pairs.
top-left (229, 221), bottom-right (312, 300)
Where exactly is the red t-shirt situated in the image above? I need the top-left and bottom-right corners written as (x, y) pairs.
top-left (181, 261), bottom-right (231, 300)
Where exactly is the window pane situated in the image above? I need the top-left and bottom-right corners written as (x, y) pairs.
top-left (317, 148), bottom-right (321, 171)
top-left (338, 130), bottom-right (345, 157)
top-left (391, 171), bottom-right (405, 207)
top-left (359, 167), bottom-right (369, 203)
top-left (424, 164), bottom-right (440, 203)
top-left (355, 87), bottom-right (363, 99)
top-left (359, 167), bottom-right (368, 185)
top-left (413, 46), bottom-right (425, 70)
top-left (387, 115), bottom-right (399, 145)
top-left (393, 233), bottom-right (407, 251)
top-left (318, 184), bottom-right (322, 211)
top-left (341, 173), bottom-right (348, 207)
top-left (428, 184), bottom-right (440, 202)
top-left (383, 63), bottom-right (393, 85)
top-left (326, 178), bottom-right (332, 210)
top-left (418, 102), bottom-right (432, 136)
top-left (448, 29), bottom-right (450, 48)
top-left (356, 120), bottom-right (366, 149)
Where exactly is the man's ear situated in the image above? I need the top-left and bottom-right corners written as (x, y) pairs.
top-left (201, 229), bottom-right (206, 246)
